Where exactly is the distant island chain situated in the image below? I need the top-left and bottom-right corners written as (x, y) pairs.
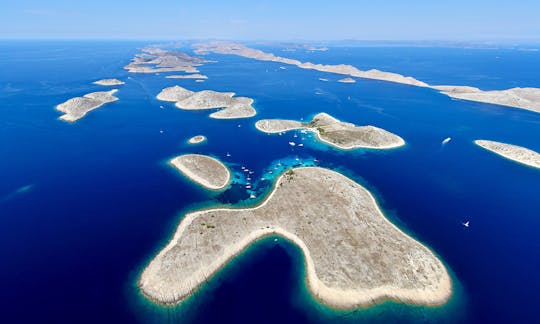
top-left (195, 41), bottom-right (540, 114)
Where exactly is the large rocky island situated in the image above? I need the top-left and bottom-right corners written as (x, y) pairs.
top-left (56, 89), bottom-right (119, 122)
top-left (140, 167), bottom-right (452, 308)
top-left (157, 85), bottom-right (256, 119)
top-left (255, 113), bottom-right (405, 149)
top-left (474, 140), bottom-right (540, 169)
top-left (194, 41), bottom-right (540, 113)
top-left (125, 47), bottom-right (209, 74)
top-left (170, 154), bottom-right (230, 190)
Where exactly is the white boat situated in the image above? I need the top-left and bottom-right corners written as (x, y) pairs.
top-left (462, 221), bottom-right (470, 228)
top-left (289, 142), bottom-right (296, 146)
top-left (442, 137), bottom-right (452, 144)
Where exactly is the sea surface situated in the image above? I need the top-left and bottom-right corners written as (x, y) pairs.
top-left (0, 41), bottom-right (539, 323)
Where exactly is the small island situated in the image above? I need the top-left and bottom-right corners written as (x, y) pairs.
top-left (338, 77), bottom-right (356, 83)
top-left (156, 85), bottom-right (256, 119)
top-left (140, 167), bottom-right (452, 308)
top-left (56, 90), bottom-right (119, 122)
top-left (187, 135), bottom-right (206, 144)
top-left (166, 74), bottom-right (208, 80)
top-left (474, 140), bottom-right (540, 169)
top-left (170, 154), bottom-right (230, 190)
top-left (92, 78), bottom-right (125, 86)
top-left (255, 113), bottom-right (405, 149)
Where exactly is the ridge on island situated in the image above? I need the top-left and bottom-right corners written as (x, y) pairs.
top-left (156, 85), bottom-right (256, 119)
top-left (194, 41), bottom-right (540, 114)
top-left (125, 47), bottom-right (210, 74)
top-left (56, 89), bottom-right (118, 122)
top-left (193, 41), bottom-right (429, 87)
top-left (92, 78), bottom-right (125, 86)
top-left (474, 140), bottom-right (540, 169)
top-left (187, 135), bottom-right (206, 144)
top-left (255, 113), bottom-right (405, 149)
top-left (140, 167), bottom-right (452, 308)
top-left (170, 154), bottom-right (230, 190)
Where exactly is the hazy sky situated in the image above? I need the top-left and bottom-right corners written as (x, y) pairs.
top-left (2, 0), bottom-right (540, 41)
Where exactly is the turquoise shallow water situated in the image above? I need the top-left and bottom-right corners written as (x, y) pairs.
top-left (0, 41), bottom-right (539, 323)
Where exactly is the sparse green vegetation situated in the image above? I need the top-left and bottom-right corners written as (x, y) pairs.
top-left (317, 127), bottom-right (326, 135)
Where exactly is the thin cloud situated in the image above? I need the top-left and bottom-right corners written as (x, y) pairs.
top-left (22, 8), bottom-right (79, 17)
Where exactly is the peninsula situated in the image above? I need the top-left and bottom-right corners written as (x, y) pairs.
top-left (125, 47), bottom-right (209, 74)
top-left (255, 113), bottom-right (405, 149)
top-left (187, 135), bottom-right (206, 144)
top-left (92, 78), bottom-right (125, 86)
top-left (474, 140), bottom-right (540, 169)
top-left (156, 85), bottom-right (256, 119)
top-left (140, 167), bottom-right (452, 308)
top-left (170, 154), bottom-right (230, 190)
top-left (56, 89), bottom-right (119, 122)
top-left (194, 41), bottom-right (540, 113)
top-left (434, 86), bottom-right (540, 114)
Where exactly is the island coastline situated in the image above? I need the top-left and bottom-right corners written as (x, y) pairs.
top-left (139, 167), bottom-right (452, 308)
top-left (169, 154), bottom-right (231, 190)
top-left (474, 140), bottom-right (540, 169)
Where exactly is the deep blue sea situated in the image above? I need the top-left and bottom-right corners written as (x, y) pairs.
top-left (0, 41), bottom-right (539, 323)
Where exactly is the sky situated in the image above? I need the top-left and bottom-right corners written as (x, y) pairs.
top-left (1, 0), bottom-right (540, 42)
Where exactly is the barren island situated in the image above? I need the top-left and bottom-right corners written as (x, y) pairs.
top-left (56, 89), bottom-right (119, 122)
top-left (170, 154), bottom-right (230, 190)
top-left (255, 113), bottom-right (405, 149)
top-left (140, 167), bottom-right (452, 308)
top-left (157, 85), bottom-right (256, 119)
top-left (187, 135), bottom-right (207, 144)
top-left (474, 140), bottom-right (540, 169)
top-left (92, 78), bottom-right (125, 86)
